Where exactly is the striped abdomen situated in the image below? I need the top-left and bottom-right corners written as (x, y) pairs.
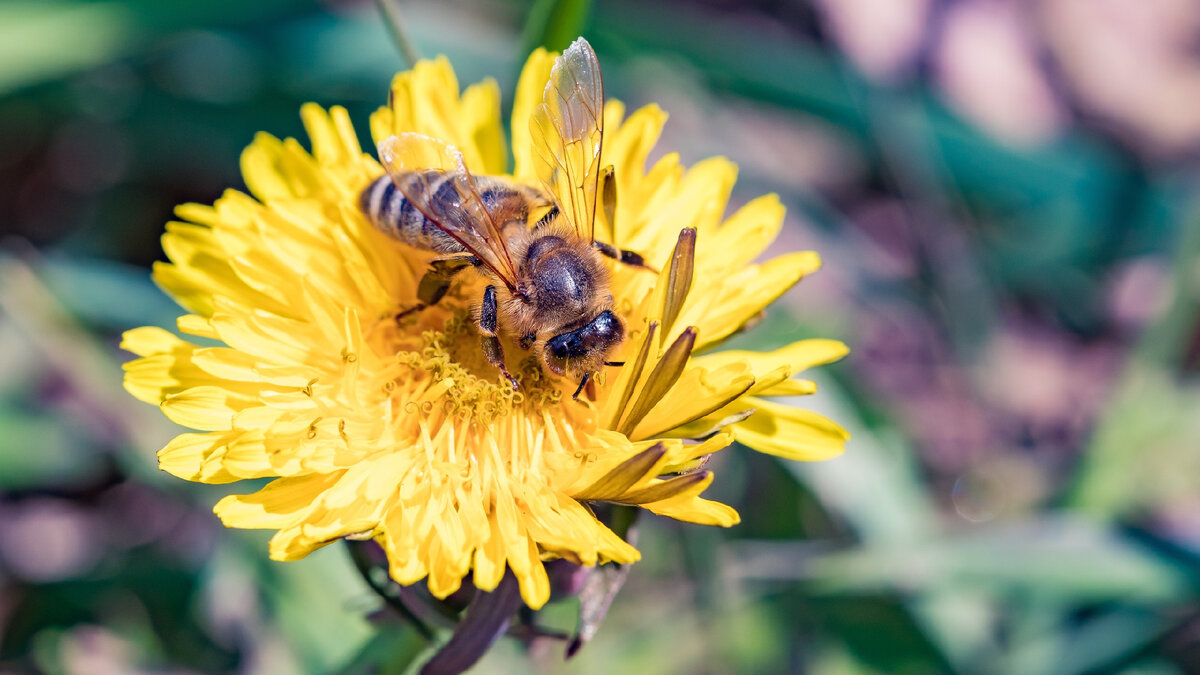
top-left (359, 172), bottom-right (536, 254)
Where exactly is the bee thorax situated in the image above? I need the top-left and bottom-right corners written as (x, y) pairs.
top-left (529, 247), bottom-right (592, 313)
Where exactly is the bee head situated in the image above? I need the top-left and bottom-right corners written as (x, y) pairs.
top-left (543, 310), bottom-right (624, 376)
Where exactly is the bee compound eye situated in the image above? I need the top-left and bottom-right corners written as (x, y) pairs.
top-left (546, 333), bottom-right (570, 358)
top-left (543, 334), bottom-right (571, 375)
top-left (594, 310), bottom-right (623, 340)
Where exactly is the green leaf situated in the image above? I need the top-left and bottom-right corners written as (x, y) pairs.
top-left (334, 626), bottom-right (429, 675)
top-left (0, 411), bottom-right (98, 489)
top-left (0, 2), bottom-right (135, 95)
top-left (995, 608), bottom-right (1173, 675)
top-left (519, 0), bottom-right (592, 55)
top-left (264, 545), bottom-right (378, 671)
top-left (40, 256), bottom-right (181, 330)
top-left (737, 517), bottom-right (1193, 604)
top-left (1070, 206), bottom-right (1200, 517)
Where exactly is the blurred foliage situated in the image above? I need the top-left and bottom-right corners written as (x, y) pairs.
top-left (3, 0), bottom-right (1200, 673)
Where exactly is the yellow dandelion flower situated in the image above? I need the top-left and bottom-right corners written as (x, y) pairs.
top-left (122, 45), bottom-right (849, 611)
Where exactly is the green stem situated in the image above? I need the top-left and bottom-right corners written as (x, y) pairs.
top-left (375, 0), bottom-right (421, 68)
top-left (346, 540), bottom-right (437, 642)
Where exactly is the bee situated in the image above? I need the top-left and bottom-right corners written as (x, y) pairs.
top-left (360, 37), bottom-right (649, 398)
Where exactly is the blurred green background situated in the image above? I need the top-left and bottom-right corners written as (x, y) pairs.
top-left (4, 0), bottom-right (1200, 672)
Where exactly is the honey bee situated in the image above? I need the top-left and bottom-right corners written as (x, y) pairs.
top-left (360, 38), bottom-right (649, 397)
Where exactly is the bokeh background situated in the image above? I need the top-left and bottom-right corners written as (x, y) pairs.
top-left (4, 0), bottom-right (1200, 672)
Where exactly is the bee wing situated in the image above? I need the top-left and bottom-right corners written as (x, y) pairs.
top-left (377, 132), bottom-right (521, 290)
top-left (530, 37), bottom-right (605, 243)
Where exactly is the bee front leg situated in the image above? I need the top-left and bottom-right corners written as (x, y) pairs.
top-left (479, 285), bottom-right (519, 390)
top-left (571, 372), bottom-right (591, 401)
top-left (593, 241), bottom-right (654, 272)
top-left (531, 203), bottom-right (559, 232)
top-left (395, 255), bottom-right (476, 321)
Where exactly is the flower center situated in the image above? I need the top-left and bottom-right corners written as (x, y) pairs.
top-left (391, 311), bottom-right (564, 423)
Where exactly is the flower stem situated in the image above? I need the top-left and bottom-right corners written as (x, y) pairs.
top-left (375, 0), bottom-right (421, 68)
top-left (346, 539), bottom-right (437, 642)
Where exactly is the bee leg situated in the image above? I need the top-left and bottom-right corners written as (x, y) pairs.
top-left (480, 285), bottom-right (519, 390)
top-left (395, 255), bottom-right (476, 320)
top-left (532, 203), bottom-right (560, 232)
top-left (593, 241), bottom-right (655, 272)
top-left (571, 372), bottom-right (591, 401)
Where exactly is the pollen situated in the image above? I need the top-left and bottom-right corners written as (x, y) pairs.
top-left (384, 310), bottom-right (568, 429)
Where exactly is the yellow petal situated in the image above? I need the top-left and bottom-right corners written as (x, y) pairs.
top-left (177, 314), bottom-right (219, 339)
top-left (638, 471), bottom-right (739, 526)
top-left (630, 363), bottom-right (754, 440)
top-left (756, 378), bottom-right (818, 397)
top-left (151, 262), bottom-right (214, 317)
top-left (214, 471), bottom-right (344, 529)
top-left (511, 47), bottom-right (557, 182)
top-left (615, 327), bottom-right (697, 436)
top-left (661, 431), bottom-right (736, 470)
top-left (625, 157), bottom-right (736, 257)
top-left (219, 432), bottom-right (276, 478)
top-left (120, 326), bottom-right (184, 357)
top-left (688, 251), bottom-right (823, 350)
top-left (460, 79), bottom-right (505, 175)
top-left (646, 495), bottom-right (740, 527)
top-left (616, 470), bottom-right (711, 505)
top-left (574, 443), bottom-right (668, 501)
top-left (160, 385), bottom-right (252, 430)
top-left (190, 347), bottom-right (315, 387)
top-left (689, 338), bottom-right (848, 396)
top-left (698, 193), bottom-right (786, 271)
top-left (158, 432), bottom-right (238, 483)
top-left (728, 397), bottom-right (849, 461)
top-left (240, 132), bottom-right (294, 201)
top-left (301, 103), bottom-right (361, 167)
top-left (605, 103), bottom-right (669, 244)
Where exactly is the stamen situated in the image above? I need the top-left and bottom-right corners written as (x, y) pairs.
top-left (386, 311), bottom-right (562, 423)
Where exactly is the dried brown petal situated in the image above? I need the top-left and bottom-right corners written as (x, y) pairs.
top-left (603, 322), bottom-right (658, 429)
top-left (660, 227), bottom-right (696, 345)
top-left (574, 442), bottom-right (667, 501)
top-left (617, 327), bottom-right (697, 436)
top-left (616, 470), bottom-right (712, 505)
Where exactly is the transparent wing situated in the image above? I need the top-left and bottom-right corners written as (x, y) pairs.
top-left (377, 132), bottom-right (521, 289)
top-left (530, 37), bottom-right (605, 243)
